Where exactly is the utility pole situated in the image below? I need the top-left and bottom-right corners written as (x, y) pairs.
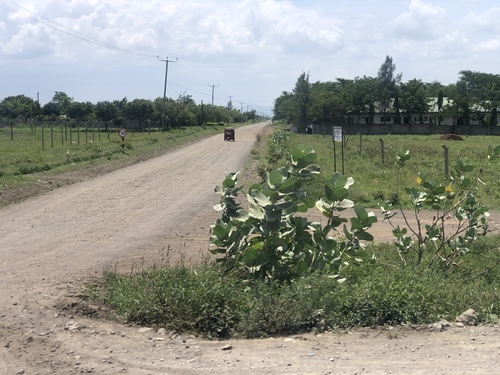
top-left (157, 56), bottom-right (178, 131)
top-left (227, 95), bottom-right (234, 110)
top-left (201, 100), bottom-right (204, 124)
top-left (208, 83), bottom-right (219, 106)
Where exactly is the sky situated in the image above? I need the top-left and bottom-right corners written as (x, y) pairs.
top-left (1, 0), bottom-right (500, 115)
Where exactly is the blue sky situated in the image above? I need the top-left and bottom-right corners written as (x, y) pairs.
top-left (1, 0), bottom-right (499, 115)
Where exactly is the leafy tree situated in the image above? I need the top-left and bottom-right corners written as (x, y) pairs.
top-left (399, 79), bottom-right (429, 124)
top-left (452, 80), bottom-right (471, 125)
top-left (293, 72), bottom-right (312, 133)
top-left (96, 101), bottom-right (118, 130)
top-left (41, 101), bottom-right (60, 119)
top-left (376, 56), bottom-right (402, 124)
top-left (309, 81), bottom-right (346, 126)
top-left (51, 91), bottom-right (73, 115)
top-left (425, 81), bottom-right (445, 97)
top-left (273, 91), bottom-right (295, 124)
top-left (125, 99), bottom-right (154, 131)
top-left (0, 95), bottom-right (39, 120)
top-left (393, 94), bottom-right (401, 124)
top-left (490, 107), bottom-right (497, 126)
top-left (177, 92), bottom-right (196, 106)
top-left (247, 109), bottom-right (257, 121)
top-left (67, 101), bottom-right (94, 122)
top-left (167, 100), bottom-right (196, 128)
top-left (458, 70), bottom-right (500, 126)
top-left (437, 90), bottom-right (444, 125)
top-left (339, 77), bottom-right (377, 124)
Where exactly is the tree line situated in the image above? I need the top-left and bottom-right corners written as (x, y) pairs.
top-left (273, 56), bottom-right (500, 133)
top-left (0, 91), bottom-right (262, 130)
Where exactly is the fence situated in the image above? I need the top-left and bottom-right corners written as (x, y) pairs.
top-left (310, 123), bottom-right (500, 136)
top-left (0, 120), bottom-right (160, 149)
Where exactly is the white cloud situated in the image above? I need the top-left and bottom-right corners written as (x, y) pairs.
top-left (474, 38), bottom-right (500, 52)
top-left (2, 0), bottom-right (500, 111)
top-left (0, 0), bottom-right (344, 62)
top-left (392, 0), bottom-right (447, 40)
top-left (464, 7), bottom-right (500, 33)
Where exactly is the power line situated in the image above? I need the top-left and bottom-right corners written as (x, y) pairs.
top-left (0, 0), bottom-right (157, 58)
top-left (1, 1), bottom-right (273, 111)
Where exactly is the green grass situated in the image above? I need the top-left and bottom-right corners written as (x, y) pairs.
top-left (277, 130), bottom-right (500, 210)
top-left (93, 234), bottom-right (500, 339)
top-left (0, 123), bottom-right (228, 191)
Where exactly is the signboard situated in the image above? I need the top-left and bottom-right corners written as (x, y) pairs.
top-left (332, 126), bottom-right (344, 174)
top-left (119, 129), bottom-right (127, 153)
top-left (333, 126), bottom-right (343, 142)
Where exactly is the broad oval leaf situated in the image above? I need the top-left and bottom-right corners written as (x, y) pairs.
top-left (336, 199), bottom-right (354, 209)
top-left (251, 189), bottom-right (272, 206)
top-left (267, 170), bottom-right (284, 187)
top-left (356, 231), bottom-right (374, 241)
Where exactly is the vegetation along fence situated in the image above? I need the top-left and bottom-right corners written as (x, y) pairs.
top-left (309, 123), bottom-right (500, 136)
top-left (0, 120), bottom-right (158, 149)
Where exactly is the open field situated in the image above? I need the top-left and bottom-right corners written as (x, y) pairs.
top-left (284, 131), bottom-right (500, 210)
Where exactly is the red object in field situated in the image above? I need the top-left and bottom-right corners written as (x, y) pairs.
top-left (224, 128), bottom-right (235, 141)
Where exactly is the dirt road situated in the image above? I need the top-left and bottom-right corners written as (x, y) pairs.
top-left (1, 122), bottom-right (499, 374)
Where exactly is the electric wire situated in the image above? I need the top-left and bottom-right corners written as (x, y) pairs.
top-left (0, 0), bottom-right (157, 58)
top-left (0, 0), bottom-right (272, 112)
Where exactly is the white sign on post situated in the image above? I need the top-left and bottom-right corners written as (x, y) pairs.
top-left (333, 126), bottom-right (343, 142)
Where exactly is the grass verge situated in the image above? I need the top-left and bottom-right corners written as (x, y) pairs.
top-left (91, 234), bottom-right (500, 339)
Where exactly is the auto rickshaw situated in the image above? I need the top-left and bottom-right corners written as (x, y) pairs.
top-left (224, 128), bottom-right (235, 141)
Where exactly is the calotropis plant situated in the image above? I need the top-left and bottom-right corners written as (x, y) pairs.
top-left (210, 144), bottom-right (376, 283)
top-left (381, 145), bottom-right (500, 272)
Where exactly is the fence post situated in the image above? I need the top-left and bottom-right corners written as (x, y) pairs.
top-left (10, 122), bottom-right (14, 141)
top-left (42, 125), bottom-right (45, 150)
top-left (442, 144), bottom-right (449, 177)
top-left (358, 133), bottom-right (362, 155)
top-left (50, 124), bottom-right (54, 149)
top-left (61, 122), bottom-right (64, 146)
top-left (379, 138), bottom-right (385, 165)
